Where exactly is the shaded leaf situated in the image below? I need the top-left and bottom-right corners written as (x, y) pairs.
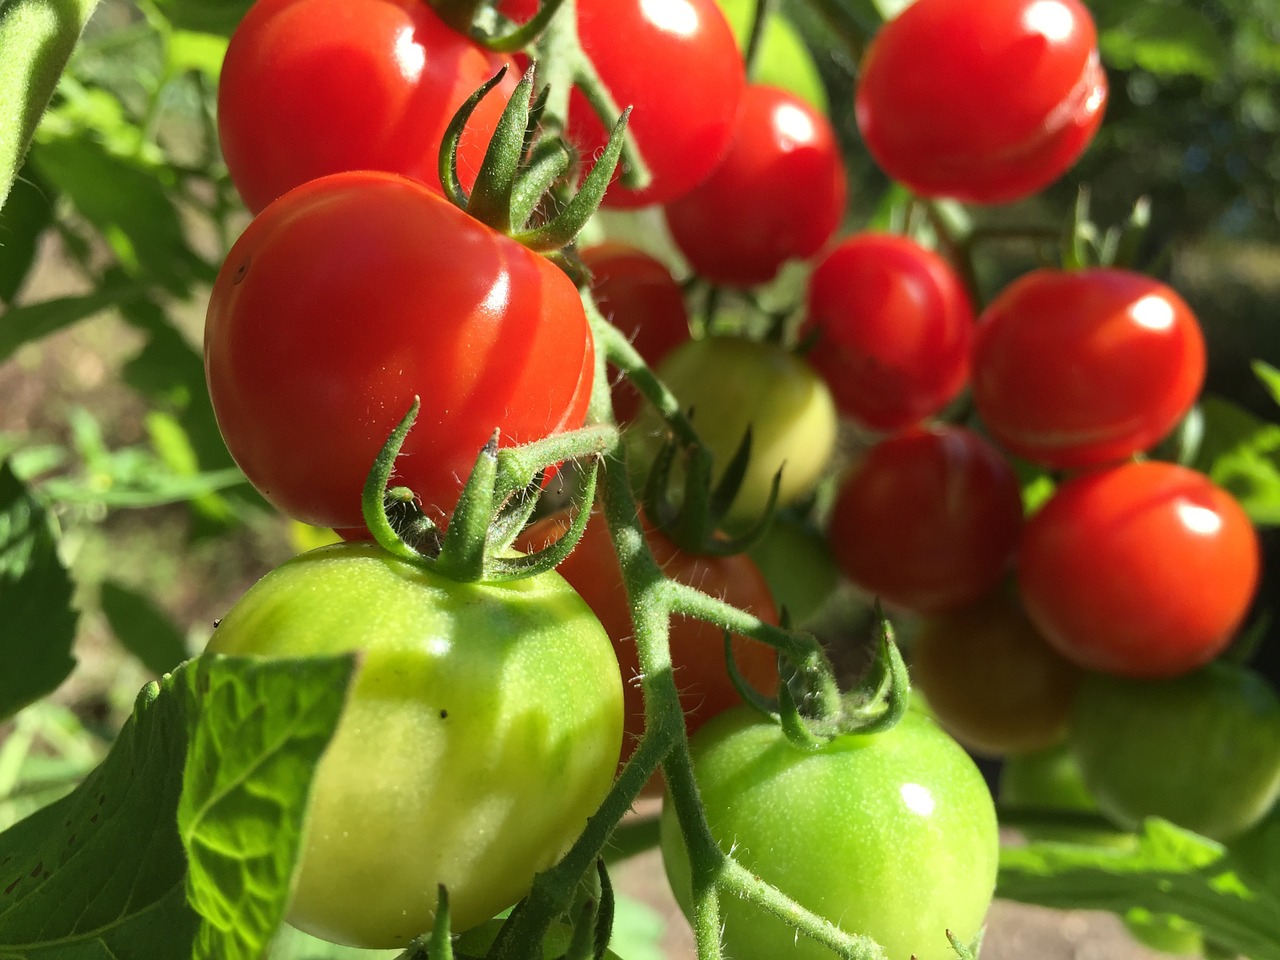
top-left (100, 580), bottom-right (189, 676)
top-left (0, 282), bottom-right (142, 363)
top-left (1192, 395), bottom-right (1280, 525)
top-left (1100, 6), bottom-right (1229, 79)
top-left (0, 161), bottom-right (53, 304)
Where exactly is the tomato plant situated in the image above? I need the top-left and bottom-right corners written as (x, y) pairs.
top-left (660, 706), bottom-right (1000, 960)
top-left (1018, 461), bottom-right (1260, 678)
top-left (910, 586), bottom-right (1083, 757)
top-left (855, 0), bottom-right (1108, 204)
top-left (664, 84), bottom-right (846, 287)
top-left (798, 233), bottom-right (974, 432)
top-left (1069, 663), bottom-right (1280, 841)
top-left (203, 170), bottom-right (593, 531)
top-left (579, 243), bottom-right (690, 422)
top-left (998, 745), bottom-right (1129, 846)
top-left (972, 268), bottom-right (1207, 468)
top-left (500, 0), bottom-right (745, 208)
top-left (628, 336), bottom-right (838, 532)
top-left (828, 426), bottom-right (1025, 614)
top-left (516, 509), bottom-right (779, 775)
top-left (217, 0), bottom-right (515, 213)
top-left (204, 541), bottom-right (624, 947)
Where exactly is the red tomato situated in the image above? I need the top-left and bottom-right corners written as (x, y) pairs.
top-left (516, 509), bottom-right (779, 777)
top-left (218, 0), bottom-right (515, 213)
top-left (579, 243), bottom-right (690, 421)
top-left (1018, 461), bottom-right (1261, 679)
top-left (972, 268), bottom-right (1206, 468)
top-left (855, 0), bottom-right (1107, 204)
top-left (828, 426), bottom-right (1024, 614)
top-left (663, 84), bottom-right (846, 286)
top-left (798, 233), bottom-right (973, 432)
top-left (502, 0), bottom-right (746, 208)
top-left (204, 171), bottom-right (593, 531)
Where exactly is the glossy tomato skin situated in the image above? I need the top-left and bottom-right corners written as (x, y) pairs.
top-left (973, 268), bottom-right (1206, 468)
top-left (828, 426), bottom-right (1025, 615)
top-left (664, 84), bottom-right (846, 286)
top-left (628, 337), bottom-right (838, 532)
top-left (1018, 461), bottom-right (1260, 678)
top-left (911, 586), bottom-right (1082, 757)
top-left (204, 171), bottom-right (593, 531)
top-left (503, 0), bottom-right (745, 208)
top-left (217, 0), bottom-right (515, 213)
top-left (1070, 663), bottom-right (1280, 841)
top-left (660, 707), bottom-right (999, 960)
top-left (516, 510), bottom-right (779, 773)
top-left (205, 542), bottom-right (624, 948)
top-left (799, 233), bottom-right (974, 432)
top-left (580, 243), bottom-right (690, 421)
top-left (855, 0), bottom-right (1107, 204)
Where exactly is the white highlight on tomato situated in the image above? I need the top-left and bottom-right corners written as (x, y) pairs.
top-left (641, 0), bottom-right (699, 38)
top-left (774, 102), bottom-right (817, 151)
top-left (1022, 0), bottom-right (1075, 43)
top-left (1177, 501), bottom-right (1224, 537)
top-left (1131, 293), bottom-right (1177, 331)
top-left (900, 782), bottom-right (936, 817)
top-left (393, 27), bottom-right (426, 81)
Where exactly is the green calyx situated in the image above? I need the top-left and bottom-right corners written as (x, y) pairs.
top-left (358, 398), bottom-right (610, 585)
top-left (440, 62), bottom-right (630, 253)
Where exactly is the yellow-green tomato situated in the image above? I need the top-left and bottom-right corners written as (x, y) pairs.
top-left (205, 542), bottom-right (624, 949)
top-left (629, 337), bottom-right (838, 533)
top-left (714, 0), bottom-right (829, 113)
top-left (660, 707), bottom-right (999, 960)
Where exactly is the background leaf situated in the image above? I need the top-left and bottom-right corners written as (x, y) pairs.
top-left (0, 461), bottom-right (77, 721)
top-left (100, 580), bottom-right (190, 675)
top-left (1192, 394), bottom-right (1280, 525)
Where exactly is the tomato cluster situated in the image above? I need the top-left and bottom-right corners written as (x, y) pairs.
top-left (194, 0), bottom-right (1275, 954)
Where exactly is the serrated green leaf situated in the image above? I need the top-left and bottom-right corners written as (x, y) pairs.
top-left (100, 580), bottom-right (189, 676)
top-left (0, 283), bottom-right (142, 362)
top-left (1192, 395), bottom-right (1280, 525)
top-left (0, 0), bottom-right (98, 211)
top-left (0, 461), bottom-right (76, 720)
top-left (0, 162), bottom-right (53, 304)
top-left (1100, 6), bottom-right (1229, 79)
top-left (180, 653), bottom-right (357, 960)
top-left (1000, 818), bottom-right (1280, 959)
top-left (0, 654), bottom-right (355, 959)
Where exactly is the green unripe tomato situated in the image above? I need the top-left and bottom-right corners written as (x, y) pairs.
top-left (628, 337), bottom-right (838, 533)
top-left (660, 707), bottom-right (999, 960)
top-left (1070, 662), bottom-right (1280, 841)
top-left (998, 745), bottom-right (1130, 847)
top-left (206, 542), bottom-right (624, 948)
top-left (746, 511), bottom-right (840, 625)
top-left (714, 0), bottom-right (829, 113)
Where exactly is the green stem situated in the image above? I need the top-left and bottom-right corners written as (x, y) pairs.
top-left (920, 199), bottom-right (985, 310)
top-left (799, 0), bottom-right (874, 62)
top-left (743, 0), bottom-right (778, 81)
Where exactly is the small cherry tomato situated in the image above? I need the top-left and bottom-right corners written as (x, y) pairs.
top-left (1070, 663), bottom-right (1280, 841)
top-left (855, 0), bottom-right (1108, 204)
top-left (799, 233), bottom-right (973, 432)
top-left (911, 586), bottom-right (1082, 757)
top-left (204, 171), bottom-right (593, 530)
top-left (579, 243), bottom-right (690, 422)
top-left (664, 84), bottom-right (847, 287)
top-left (828, 426), bottom-right (1024, 615)
top-left (516, 509), bottom-right (779, 777)
top-left (217, 0), bottom-right (515, 213)
top-left (972, 268), bottom-right (1206, 468)
top-left (661, 706), bottom-right (1000, 960)
top-left (1018, 461), bottom-right (1260, 678)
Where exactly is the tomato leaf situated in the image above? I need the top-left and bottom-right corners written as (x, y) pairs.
top-left (100, 581), bottom-right (190, 676)
top-left (1099, 5), bottom-right (1230, 80)
top-left (0, 654), bottom-right (355, 959)
top-left (998, 819), bottom-right (1280, 960)
top-left (1192, 395), bottom-right (1280, 526)
top-left (1256, 361), bottom-right (1280, 409)
top-left (0, 161), bottom-right (53, 304)
top-left (0, 282), bottom-right (143, 364)
top-left (0, 461), bottom-right (77, 721)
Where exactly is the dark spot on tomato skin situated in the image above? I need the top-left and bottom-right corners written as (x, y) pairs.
top-left (232, 257), bottom-right (251, 284)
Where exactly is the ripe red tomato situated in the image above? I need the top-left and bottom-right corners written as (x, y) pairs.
top-left (910, 586), bottom-right (1082, 757)
top-left (501, 0), bottom-right (746, 208)
top-left (218, 0), bottom-right (515, 213)
top-left (854, 0), bottom-right (1108, 204)
top-left (663, 84), bottom-right (846, 286)
top-left (828, 426), bottom-right (1024, 615)
top-left (798, 233), bottom-right (973, 432)
top-left (204, 171), bottom-right (593, 531)
top-left (972, 268), bottom-right (1206, 468)
top-left (579, 243), bottom-right (690, 421)
top-left (1018, 461), bottom-right (1260, 678)
top-left (516, 509), bottom-right (779, 778)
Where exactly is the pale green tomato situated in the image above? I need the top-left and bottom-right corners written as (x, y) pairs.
top-left (660, 707), bottom-right (999, 960)
top-left (206, 542), bottom-right (624, 949)
top-left (715, 0), bottom-right (829, 112)
top-left (629, 337), bottom-right (838, 533)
